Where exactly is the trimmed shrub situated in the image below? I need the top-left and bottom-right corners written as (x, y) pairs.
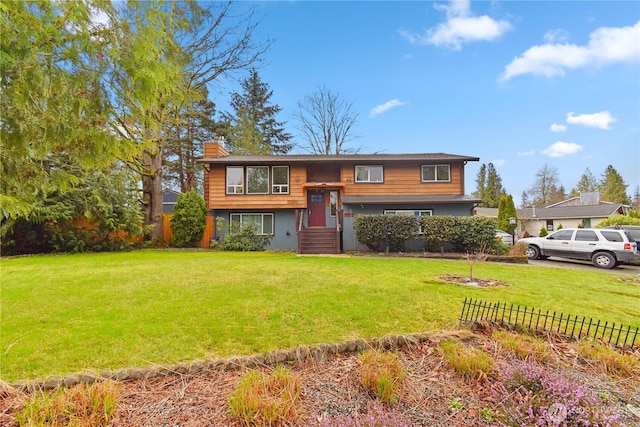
top-left (169, 191), bottom-right (208, 247)
top-left (216, 221), bottom-right (272, 251)
top-left (538, 227), bottom-right (548, 237)
top-left (353, 215), bottom-right (418, 252)
top-left (421, 215), bottom-right (496, 253)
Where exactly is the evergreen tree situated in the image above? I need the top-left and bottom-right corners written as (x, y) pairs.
top-left (221, 69), bottom-right (292, 155)
top-left (170, 191), bottom-right (208, 248)
top-left (599, 165), bottom-right (630, 204)
top-left (572, 168), bottom-right (598, 196)
top-left (473, 163), bottom-right (506, 208)
top-left (497, 195), bottom-right (517, 233)
top-left (164, 93), bottom-right (220, 194)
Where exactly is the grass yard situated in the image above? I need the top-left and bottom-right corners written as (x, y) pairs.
top-left (1, 250), bottom-right (639, 382)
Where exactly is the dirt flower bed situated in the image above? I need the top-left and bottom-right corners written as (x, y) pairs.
top-left (1, 331), bottom-right (638, 426)
top-left (437, 275), bottom-right (510, 288)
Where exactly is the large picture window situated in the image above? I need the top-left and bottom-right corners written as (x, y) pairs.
top-left (226, 167), bottom-right (244, 194)
top-left (230, 213), bottom-right (274, 235)
top-left (355, 165), bottom-right (383, 183)
top-left (272, 166), bottom-right (289, 194)
top-left (246, 166), bottom-right (269, 194)
top-left (421, 165), bottom-right (450, 182)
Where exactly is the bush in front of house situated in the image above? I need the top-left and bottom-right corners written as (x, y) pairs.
top-left (421, 215), bottom-right (496, 253)
top-left (214, 221), bottom-right (272, 251)
top-left (353, 214), bottom-right (418, 251)
top-left (170, 191), bottom-right (208, 247)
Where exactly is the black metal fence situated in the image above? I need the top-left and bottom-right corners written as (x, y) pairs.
top-left (459, 297), bottom-right (639, 349)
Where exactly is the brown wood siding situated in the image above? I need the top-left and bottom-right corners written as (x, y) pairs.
top-left (207, 164), bottom-right (307, 209)
top-left (340, 161), bottom-right (465, 196)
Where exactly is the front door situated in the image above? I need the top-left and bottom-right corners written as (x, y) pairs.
top-left (307, 191), bottom-right (326, 227)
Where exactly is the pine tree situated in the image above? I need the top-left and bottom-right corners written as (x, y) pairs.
top-left (164, 94), bottom-right (220, 194)
top-left (221, 69), bottom-right (292, 155)
top-left (599, 165), bottom-right (630, 204)
top-left (473, 163), bottom-right (506, 208)
top-left (572, 168), bottom-right (598, 196)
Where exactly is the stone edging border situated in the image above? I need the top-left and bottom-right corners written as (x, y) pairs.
top-left (11, 332), bottom-right (432, 393)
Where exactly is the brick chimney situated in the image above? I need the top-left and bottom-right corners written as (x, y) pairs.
top-left (204, 135), bottom-right (229, 158)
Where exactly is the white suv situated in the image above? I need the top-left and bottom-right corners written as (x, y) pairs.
top-left (521, 228), bottom-right (640, 269)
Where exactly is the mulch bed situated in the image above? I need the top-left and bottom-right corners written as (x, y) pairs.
top-left (1, 331), bottom-right (638, 426)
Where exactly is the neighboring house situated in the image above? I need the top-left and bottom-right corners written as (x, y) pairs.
top-left (198, 139), bottom-right (480, 253)
top-left (162, 189), bottom-right (181, 214)
top-left (516, 192), bottom-right (628, 237)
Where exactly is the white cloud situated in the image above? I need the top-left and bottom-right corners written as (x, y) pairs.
top-left (517, 150), bottom-right (535, 157)
top-left (550, 123), bottom-right (567, 132)
top-left (543, 29), bottom-right (570, 44)
top-left (399, 0), bottom-right (512, 51)
top-left (542, 141), bottom-right (583, 158)
top-left (369, 99), bottom-right (406, 118)
top-left (492, 159), bottom-right (506, 166)
top-left (566, 111), bottom-right (617, 130)
top-left (501, 21), bottom-right (640, 81)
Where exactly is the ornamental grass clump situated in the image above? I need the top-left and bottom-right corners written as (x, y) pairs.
top-left (492, 330), bottom-right (550, 363)
top-left (493, 360), bottom-right (622, 426)
top-left (359, 350), bottom-right (407, 404)
top-left (229, 366), bottom-right (302, 426)
top-left (16, 381), bottom-right (120, 427)
top-left (577, 340), bottom-right (639, 378)
top-left (440, 339), bottom-right (495, 381)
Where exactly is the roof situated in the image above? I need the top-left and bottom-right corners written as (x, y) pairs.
top-left (517, 203), bottom-right (624, 220)
top-left (197, 152), bottom-right (480, 165)
top-left (342, 194), bottom-right (481, 205)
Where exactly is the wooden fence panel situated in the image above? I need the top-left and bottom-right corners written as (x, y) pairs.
top-left (162, 214), bottom-right (214, 248)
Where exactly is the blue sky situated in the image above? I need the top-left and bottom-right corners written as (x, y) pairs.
top-left (212, 1), bottom-right (640, 204)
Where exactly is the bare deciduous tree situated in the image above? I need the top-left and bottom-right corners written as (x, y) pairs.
top-left (294, 86), bottom-right (359, 155)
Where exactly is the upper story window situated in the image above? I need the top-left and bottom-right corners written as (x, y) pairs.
top-left (272, 166), bottom-right (289, 194)
top-left (226, 167), bottom-right (244, 194)
top-left (246, 166), bottom-right (269, 194)
top-left (355, 165), bottom-right (383, 183)
top-left (421, 165), bottom-right (450, 182)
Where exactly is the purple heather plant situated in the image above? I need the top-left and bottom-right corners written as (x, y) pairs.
top-left (493, 360), bottom-right (623, 426)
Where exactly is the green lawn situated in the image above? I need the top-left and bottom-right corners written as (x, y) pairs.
top-left (1, 250), bottom-right (639, 382)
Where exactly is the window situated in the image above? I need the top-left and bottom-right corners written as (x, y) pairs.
top-left (549, 230), bottom-right (573, 240)
top-left (226, 167), bottom-right (244, 194)
top-left (601, 231), bottom-right (623, 242)
top-left (421, 165), bottom-right (450, 182)
top-left (272, 166), bottom-right (289, 194)
top-left (575, 230), bottom-right (598, 242)
top-left (384, 210), bottom-right (433, 233)
top-left (230, 213), bottom-right (274, 235)
top-left (546, 220), bottom-right (554, 231)
top-left (355, 165), bottom-right (383, 183)
top-left (246, 166), bottom-right (269, 194)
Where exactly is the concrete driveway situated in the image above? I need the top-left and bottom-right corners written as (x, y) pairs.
top-left (527, 257), bottom-right (640, 276)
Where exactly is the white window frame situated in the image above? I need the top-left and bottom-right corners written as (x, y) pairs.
top-left (230, 213), bottom-right (274, 235)
top-left (421, 164), bottom-right (451, 183)
top-left (226, 166), bottom-right (244, 194)
top-left (355, 165), bottom-right (384, 183)
top-left (384, 209), bottom-right (433, 234)
top-left (246, 166), bottom-right (270, 194)
top-left (271, 166), bottom-right (289, 194)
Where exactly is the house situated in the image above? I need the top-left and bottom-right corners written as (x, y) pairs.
top-left (198, 139), bottom-right (480, 253)
top-left (516, 192), bottom-right (629, 237)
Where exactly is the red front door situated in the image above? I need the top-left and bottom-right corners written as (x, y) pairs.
top-left (307, 191), bottom-right (326, 227)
